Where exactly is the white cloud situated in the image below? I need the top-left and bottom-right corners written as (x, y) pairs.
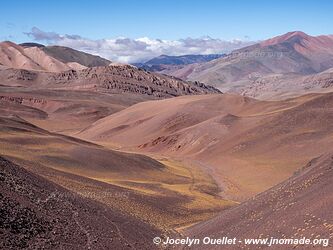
top-left (25, 27), bottom-right (256, 63)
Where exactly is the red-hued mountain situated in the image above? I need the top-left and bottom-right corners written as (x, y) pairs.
top-left (167, 32), bottom-right (333, 99)
top-left (1, 41), bottom-right (111, 72)
top-left (0, 41), bottom-right (220, 99)
top-left (0, 41), bottom-right (76, 72)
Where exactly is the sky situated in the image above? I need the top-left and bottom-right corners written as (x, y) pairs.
top-left (1, 0), bottom-right (333, 63)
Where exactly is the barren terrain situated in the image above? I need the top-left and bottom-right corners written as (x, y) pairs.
top-left (1, 35), bottom-right (333, 249)
top-left (79, 92), bottom-right (333, 201)
top-left (161, 32), bottom-right (333, 99)
top-left (187, 153), bottom-right (333, 249)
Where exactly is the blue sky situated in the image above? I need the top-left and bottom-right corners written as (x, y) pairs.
top-left (2, 0), bottom-right (333, 41)
top-left (1, 0), bottom-right (332, 62)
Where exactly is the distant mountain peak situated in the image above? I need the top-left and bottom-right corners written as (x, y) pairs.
top-left (20, 42), bottom-right (45, 48)
top-left (260, 31), bottom-right (312, 47)
top-left (286, 31), bottom-right (308, 37)
top-left (1, 41), bottom-right (23, 51)
top-left (139, 54), bottom-right (225, 67)
top-left (0, 41), bottom-right (113, 72)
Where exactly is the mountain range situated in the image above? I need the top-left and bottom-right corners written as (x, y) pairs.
top-left (0, 42), bottom-right (219, 100)
top-left (157, 31), bottom-right (333, 99)
top-left (0, 41), bottom-right (111, 72)
top-left (134, 54), bottom-right (225, 72)
top-left (20, 42), bottom-right (111, 67)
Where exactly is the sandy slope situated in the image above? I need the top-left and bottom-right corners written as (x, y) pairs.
top-left (186, 153), bottom-right (333, 249)
top-left (0, 42), bottom-right (86, 72)
top-left (0, 85), bottom-right (155, 134)
top-left (23, 47), bottom-right (72, 72)
top-left (239, 69), bottom-right (333, 100)
top-left (0, 41), bottom-right (43, 71)
top-left (79, 92), bottom-right (333, 201)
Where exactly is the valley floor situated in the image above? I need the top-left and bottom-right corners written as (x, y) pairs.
top-left (0, 112), bottom-right (235, 249)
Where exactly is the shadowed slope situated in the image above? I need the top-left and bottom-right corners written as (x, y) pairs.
top-left (41, 45), bottom-right (111, 67)
top-left (186, 153), bottom-right (333, 249)
top-left (0, 156), bottom-right (163, 249)
top-left (0, 41), bottom-right (43, 71)
top-left (1, 42), bottom-right (111, 72)
top-left (19, 43), bottom-right (111, 68)
top-left (0, 41), bottom-right (75, 72)
top-left (134, 54), bottom-right (225, 73)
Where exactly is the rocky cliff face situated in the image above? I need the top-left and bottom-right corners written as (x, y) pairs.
top-left (1, 65), bottom-right (221, 98)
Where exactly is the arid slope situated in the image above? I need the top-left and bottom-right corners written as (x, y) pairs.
top-left (20, 43), bottom-right (111, 67)
top-left (186, 153), bottom-right (333, 249)
top-left (79, 92), bottom-right (333, 201)
top-left (0, 156), bottom-right (163, 249)
top-left (0, 62), bottom-right (219, 134)
top-left (0, 41), bottom-right (78, 72)
top-left (0, 114), bottom-right (234, 233)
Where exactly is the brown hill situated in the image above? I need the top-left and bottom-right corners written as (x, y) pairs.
top-left (0, 41), bottom-right (45, 71)
top-left (186, 152), bottom-right (333, 249)
top-left (0, 64), bottom-right (220, 98)
top-left (45, 65), bottom-right (220, 97)
top-left (0, 41), bottom-right (77, 72)
top-left (20, 43), bottom-right (111, 67)
top-left (0, 156), bottom-right (163, 249)
top-left (0, 41), bottom-right (220, 98)
top-left (0, 113), bottom-right (234, 234)
top-left (0, 82), bottom-right (153, 134)
top-left (79, 92), bottom-right (333, 201)
top-left (23, 46), bottom-right (74, 72)
top-left (41, 45), bottom-right (111, 67)
top-left (0, 61), bottom-right (220, 140)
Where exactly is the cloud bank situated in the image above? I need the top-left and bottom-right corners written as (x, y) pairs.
top-left (25, 27), bottom-right (256, 63)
